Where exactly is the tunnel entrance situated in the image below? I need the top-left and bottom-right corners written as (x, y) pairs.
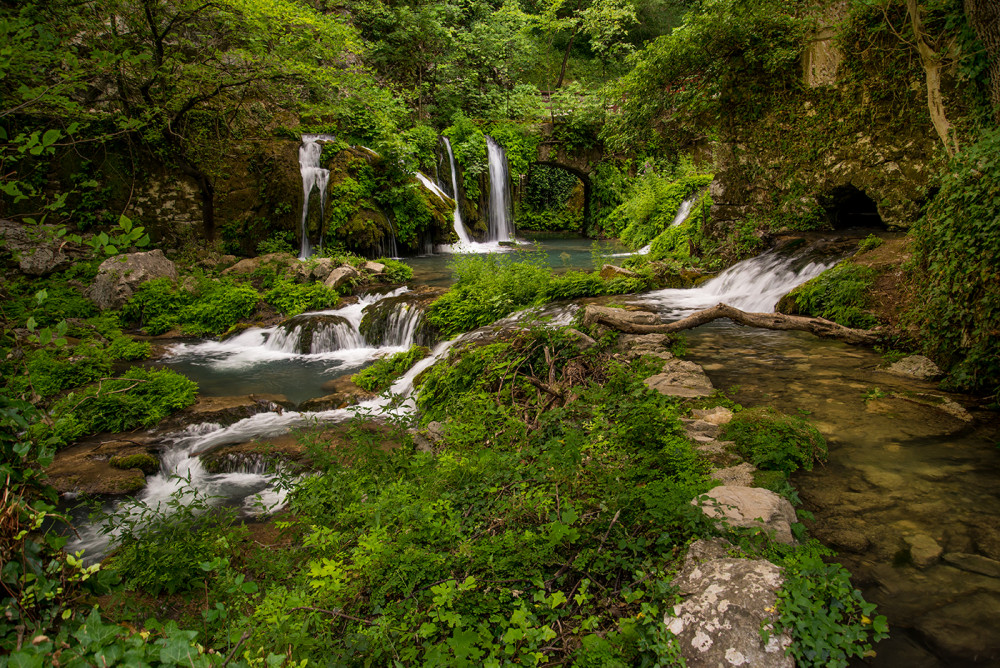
top-left (819, 185), bottom-right (884, 230)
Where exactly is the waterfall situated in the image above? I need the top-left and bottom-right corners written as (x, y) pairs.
top-left (641, 249), bottom-right (839, 316)
top-left (298, 134), bottom-right (335, 259)
top-left (486, 136), bottom-right (514, 243)
top-left (442, 138), bottom-right (472, 246)
top-left (636, 196), bottom-right (698, 254)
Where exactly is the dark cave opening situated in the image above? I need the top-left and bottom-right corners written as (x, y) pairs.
top-left (819, 185), bottom-right (884, 230)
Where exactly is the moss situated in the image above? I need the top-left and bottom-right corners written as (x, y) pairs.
top-left (778, 261), bottom-right (879, 328)
top-left (109, 453), bottom-right (160, 476)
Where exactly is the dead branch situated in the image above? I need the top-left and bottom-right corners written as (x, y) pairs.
top-left (589, 303), bottom-right (880, 345)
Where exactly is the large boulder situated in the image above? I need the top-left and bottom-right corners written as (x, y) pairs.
top-left (694, 485), bottom-right (798, 544)
top-left (643, 358), bottom-right (715, 398)
top-left (221, 252), bottom-right (298, 276)
top-left (883, 355), bottom-right (942, 380)
top-left (89, 249), bottom-right (178, 310)
top-left (665, 539), bottom-right (793, 668)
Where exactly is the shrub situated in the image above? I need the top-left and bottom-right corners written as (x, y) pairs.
top-left (37, 368), bottom-right (198, 448)
top-left (784, 262), bottom-right (878, 328)
top-left (264, 279), bottom-right (340, 317)
top-left (373, 257), bottom-right (413, 283)
top-left (857, 234), bottom-right (883, 253)
top-left (352, 345), bottom-right (430, 392)
top-left (720, 407), bottom-right (827, 474)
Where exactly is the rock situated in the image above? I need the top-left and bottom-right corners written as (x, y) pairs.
top-left (884, 355), bottom-right (942, 380)
top-left (583, 305), bottom-right (660, 329)
top-left (159, 394), bottom-right (293, 432)
top-left (905, 534), bottom-right (943, 568)
top-left (692, 406), bottom-right (734, 425)
top-left (363, 261), bottom-right (386, 275)
top-left (310, 258), bottom-right (336, 282)
top-left (681, 418), bottom-right (721, 439)
top-left (599, 264), bottom-right (639, 280)
top-left (942, 553), bottom-right (1000, 579)
top-left (47, 438), bottom-right (159, 496)
top-left (643, 359), bottom-right (714, 398)
top-left (694, 486), bottom-right (798, 544)
top-left (665, 539), bottom-right (793, 668)
top-left (324, 265), bottom-right (361, 290)
top-left (619, 333), bottom-right (673, 359)
top-left (711, 462), bottom-right (757, 487)
top-left (299, 387), bottom-right (374, 412)
top-left (563, 328), bottom-right (597, 351)
top-left (180, 275), bottom-right (198, 292)
top-left (89, 249), bottom-right (178, 310)
top-left (410, 421), bottom-right (446, 453)
top-left (915, 591), bottom-right (1000, 662)
top-left (221, 252), bottom-right (297, 276)
top-left (0, 219), bottom-right (89, 276)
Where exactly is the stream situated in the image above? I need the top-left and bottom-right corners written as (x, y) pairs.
top-left (67, 238), bottom-right (999, 665)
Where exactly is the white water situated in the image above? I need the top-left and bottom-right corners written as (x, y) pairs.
top-left (641, 249), bottom-right (838, 317)
top-left (415, 172), bottom-right (449, 203)
top-left (441, 138), bottom-right (472, 246)
top-left (72, 249), bottom-right (835, 561)
top-left (486, 136), bottom-right (515, 243)
top-left (298, 135), bottom-right (335, 259)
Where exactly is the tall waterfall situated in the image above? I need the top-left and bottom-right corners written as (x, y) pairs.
top-left (442, 138), bottom-right (472, 245)
top-left (298, 135), bottom-right (334, 259)
top-left (486, 136), bottom-right (514, 243)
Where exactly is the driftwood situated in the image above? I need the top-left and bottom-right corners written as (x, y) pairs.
top-left (588, 303), bottom-right (880, 346)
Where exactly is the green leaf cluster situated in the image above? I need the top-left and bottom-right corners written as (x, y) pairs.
top-left (352, 345), bottom-right (430, 393)
top-left (719, 406), bottom-right (827, 475)
top-left (784, 262), bottom-right (879, 329)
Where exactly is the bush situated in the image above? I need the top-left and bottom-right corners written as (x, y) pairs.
top-left (720, 407), bottom-right (826, 474)
top-left (264, 279), bottom-right (340, 317)
top-left (352, 345), bottom-right (430, 392)
top-left (857, 234), bottom-right (884, 253)
top-left (784, 262), bottom-right (878, 328)
top-left (373, 256), bottom-right (413, 283)
top-left (123, 277), bottom-right (262, 336)
top-left (36, 368), bottom-right (198, 448)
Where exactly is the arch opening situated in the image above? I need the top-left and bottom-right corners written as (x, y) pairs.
top-left (519, 162), bottom-right (591, 234)
top-left (819, 185), bottom-right (884, 230)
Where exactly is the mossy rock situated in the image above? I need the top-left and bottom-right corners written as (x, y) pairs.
top-left (109, 452), bottom-right (160, 476)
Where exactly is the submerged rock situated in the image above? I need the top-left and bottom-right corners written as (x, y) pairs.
top-left (905, 533), bottom-right (943, 568)
top-left (89, 249), bottom-right (178, 310)
top-left (665, 539), bottom-right (793, 668)
top-left (883, 355), bottom-right (942, 380)
top-left (694, 486), bottom-right (798, 544)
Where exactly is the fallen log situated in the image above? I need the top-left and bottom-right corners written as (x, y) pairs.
top-left (587, 303), bottom-right (880, 346)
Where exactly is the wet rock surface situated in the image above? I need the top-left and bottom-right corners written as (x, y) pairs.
top-left (158, 394), bottom-right (294, 431)
top-left (676, 325), bottom-right (1000, 666)
top-left (665, 539), bottom-right (793, 668)
top-left (47, 435), bottom-right (159, 495)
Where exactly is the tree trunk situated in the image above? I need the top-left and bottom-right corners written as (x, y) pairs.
top-left (907, 0), bottom-right (960, 156)
top-left (555, 27), bottom-right (578, 89)
top-left (964, 0), bottom-right (1000, 124)
top-left (586, 303), bottom-right (881, 345)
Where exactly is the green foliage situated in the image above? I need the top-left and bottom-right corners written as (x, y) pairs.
top-left (786, 262), bottom-right (878, 329)
top-left (264, 279), bottom-right (340, 317)
top-left (607, 173), bottom-right (713, 249)
top-left (720, 407), bottom-right (827, 474)
top-left (36, 368), bottom-right (197, 449)
top-left (373, 256), bottom-right (413, 283)
top-left (122, 277), bottom-right (262, 336)
top-left (256, 230), bottom-right (297, 255)
top-left (603, 0), bottom-right (809, 153)
top-left (769, 543), bottom-right (889, 667)
top-left (857, 234), bottom-right (884, 253)
top-left (352, 345), bottom-right (430, 393)
top-left (425, 251), bottom-right (653, 338)
top-left (104, 488), bottom-right (247, 596)
top-left (444, 113), bottom-right (488, 203)
top-left (909, 128), bottom-right (1000, 397)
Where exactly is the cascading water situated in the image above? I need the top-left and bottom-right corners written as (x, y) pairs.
top-left (611, 195), bottom-right (699, 257)
top-left (640, 248), bottom-right (839, 317)
top-left (485, 136), bottom-right (515, 243)
top-left (441, 138), bottom-right (472, 246)
top-left (298, 134), bottom-right (335, 259)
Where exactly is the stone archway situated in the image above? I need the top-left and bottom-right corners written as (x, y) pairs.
top-left (529, 161), bottom-right (593, 229)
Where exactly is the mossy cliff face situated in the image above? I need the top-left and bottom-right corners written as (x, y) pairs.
top-left (708, 1), bottom-right (948, 234)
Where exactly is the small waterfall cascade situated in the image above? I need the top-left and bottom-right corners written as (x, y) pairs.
top-left (298, 134), bottom-right (335, 259)
top-left (637, 196), bottom-right (698, 255)
top-left (415, 172), bottom-right (449, 202)
top-left (641, 249), bottom-right (839, 316)
top-left (442, 138), bottom-right (472, 246)
top-left (485, 136), bottom-right (514, 243)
